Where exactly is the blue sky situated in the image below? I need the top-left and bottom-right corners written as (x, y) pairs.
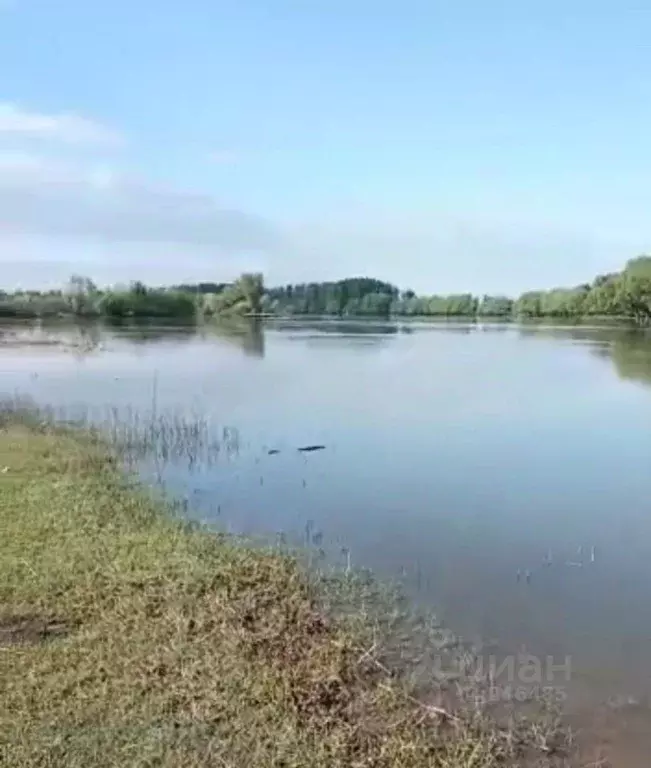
top-left (1, 1), bottom-right (651, 293)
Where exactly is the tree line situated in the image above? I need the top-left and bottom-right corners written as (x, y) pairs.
top-left (259, 258), bottom-right (651, 322)
top-left (0, 278), bottom-right (197, 320)
top-left (1, 256), bottom-right (650, 323)
top-left (262, 258), bottom-right (651, 322)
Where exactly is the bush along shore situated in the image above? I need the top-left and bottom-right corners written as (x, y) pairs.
top-left (0, 408), bottom-right (576, 767)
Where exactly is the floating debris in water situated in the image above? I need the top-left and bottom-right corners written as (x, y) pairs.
top-left (525, 569), bottom-right (532, 584)
top-left (565, 561), bottom-right (583, 568)
top-left (516, 569), bottom-right (521, 582)
top-left (542, 549), bottom-right (553, 567)
top-left (267, 449), bottom-right (281, 456)
top-left (591, 545), bottom-right (596, 563)
top-left (297, 445), bottom-right (326, 453)
top-left (577, 545), bottom-right (583, 559)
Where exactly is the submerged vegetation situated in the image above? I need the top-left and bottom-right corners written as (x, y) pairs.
top-left (0, 404), bottom-right (575, 766)
top-left (2, 255), bottom-right (651, 324)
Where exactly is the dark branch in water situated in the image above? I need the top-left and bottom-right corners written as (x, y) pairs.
top-left (297, 445), bottom-right (326, 453)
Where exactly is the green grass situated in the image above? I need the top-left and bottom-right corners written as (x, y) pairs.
top-left (0, 418), bottom-right (573, 767)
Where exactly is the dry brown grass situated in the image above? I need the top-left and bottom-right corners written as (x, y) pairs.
top-left (0, 420), bottom-right (576, 767)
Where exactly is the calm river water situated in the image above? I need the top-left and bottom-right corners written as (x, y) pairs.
top-left (3, 318), bottom-right (651, 742)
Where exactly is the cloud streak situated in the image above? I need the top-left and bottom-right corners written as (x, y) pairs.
top-left (0, 103), bottom-right (124, 147)
top-left (0, 152), bottom-right (281, 251)
top-left (0, 104), bottom-right (636, 293)
top-left (0, 101), bottom-right (281, 287)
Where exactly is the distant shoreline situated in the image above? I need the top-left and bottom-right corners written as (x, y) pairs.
top-left (2, 255), bottom-right (651, 325)
top-left (1, 312), bottom-right (647, 326)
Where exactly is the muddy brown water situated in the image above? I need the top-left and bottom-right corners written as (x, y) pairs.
top-left (2, 318), bottom-right (651, 763)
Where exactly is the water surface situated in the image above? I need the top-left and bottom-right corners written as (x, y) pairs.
top-left (3, 318), bottom-right (651, 720)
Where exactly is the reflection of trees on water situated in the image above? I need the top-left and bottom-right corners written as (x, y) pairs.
top-left (270, 319), bottom-right (401, 351)
top-left (74, 321), bottom-right (103, 348)
top-left (65, 323), bottom-right (103, 361)
top-left (429, 324), bottom-right (474, 335)
top-left (601, 333), bottom-right (651, 387)
top-left (208, 319), bottom-right (265, 358)
top-left (516, 322), bottom-right (629, 346)
top-left (104, 318), bottom-right (198, 344)
top-left (38, 319), bottom-right (651, 387)
top-left (99, 318), bottom-right (265, 358)
top-left (269, 319), bottom-right (401, 336)
top-left (270, 318), bottom-right (481, 336)
top-left (517, 323), bottom-right (651, 389)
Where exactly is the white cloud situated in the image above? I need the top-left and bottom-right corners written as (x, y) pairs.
top-left (0, 236), bottom-right (271, 290)
top-left (0, 100), bottom-right (281, 288)
top-left (0, 104), bottom-right (642, 293)
top-left (0, 103), bottom-right (124, 147)
top-left (0, 153), bottom-right (280, 250)
top-left (0, 147), bottom-right (633, 292)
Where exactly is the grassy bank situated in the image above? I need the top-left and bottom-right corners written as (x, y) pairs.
top-left (0, 418), bottom-right (572, 767)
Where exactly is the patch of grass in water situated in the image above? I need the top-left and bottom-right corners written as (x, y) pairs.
top-left (0, 405), bottom-right (575, 766)
top-left (0, 395), bottom-right (240, 472)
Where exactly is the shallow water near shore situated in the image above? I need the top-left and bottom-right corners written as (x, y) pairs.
top-left (3, 317), bottom-right (651, 757)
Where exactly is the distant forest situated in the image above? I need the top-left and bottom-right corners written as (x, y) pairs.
top-left (1, 256), bottom-right (651, 324)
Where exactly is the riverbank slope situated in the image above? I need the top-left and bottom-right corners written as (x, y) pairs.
top-left (0, 419), bottom-right (570, 767)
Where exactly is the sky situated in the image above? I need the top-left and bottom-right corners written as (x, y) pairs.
top-left (2, 1), bottom-right (651, 294)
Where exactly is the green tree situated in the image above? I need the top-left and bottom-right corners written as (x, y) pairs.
top-left (131, 281), bottom-right (148, 296)
top-left (238, 273), bottom-right (264, 314)
top-left (65, 275), bottom-right (98, 316)
top-left (615, 274), bottom-right (651, 324)
top-left (478, 295), bottom-right (513, 317)
top-left (513, 291), bottom-right (544, 317)
top-left (202, 273), bottom-right (265, 316)
top-left (601, 332), bottom-right (651, 387)
top-left (583, 279), bottom-right (621, 316)
top-left (624, 255), bottom-right (651, 278)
